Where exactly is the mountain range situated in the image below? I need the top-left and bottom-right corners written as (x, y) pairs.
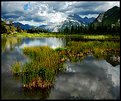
top-left (13, 22), bottom-right (32, 30)
top-left (67, 14), bottom-right (95, 25)
top-left (12, 15), bottom-right (95, 32)
top-left (12, 6), bottom-right (120, 32)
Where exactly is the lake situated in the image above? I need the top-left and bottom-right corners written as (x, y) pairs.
top-left (1, 37), bottom-right (120, 99)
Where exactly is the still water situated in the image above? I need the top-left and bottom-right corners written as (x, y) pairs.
top-left (1, 37), bottom-right (120, 99)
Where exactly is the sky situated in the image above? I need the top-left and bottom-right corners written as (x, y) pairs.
top-left (1, 1), bottom-right (120, 27)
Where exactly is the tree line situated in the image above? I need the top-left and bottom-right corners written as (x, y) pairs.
top-left (59, 22), bottom-right (120, 35)
top-left (27, 27), bottom-right (49, 33)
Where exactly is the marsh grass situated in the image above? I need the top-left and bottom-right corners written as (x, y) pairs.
top-left (67, 41), bottom-right (120, 61)
top-left (55, 41), bottom-right (120, 62)
top-left (19, 46), bottom-right (63, 89)
top-left (10, 36), bottom-right (120, 89)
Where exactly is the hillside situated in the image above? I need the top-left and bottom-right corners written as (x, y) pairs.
top-left (1, 20), bottom-right (23, 34)
top-left (92, 6), bottom-right (120, 27)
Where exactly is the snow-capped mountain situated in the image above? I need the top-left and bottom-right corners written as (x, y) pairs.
top-left (58, 19), bottom-right (82, 32)
top-left (12, 14), bottom-right (95, 32)
top-left (67, 14), bottom-right (95, 25)
top-left (54, 14), bottom-right (95, 32)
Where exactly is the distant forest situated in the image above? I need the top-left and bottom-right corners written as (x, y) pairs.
top-left (59, 22), bottom-right (120, 35)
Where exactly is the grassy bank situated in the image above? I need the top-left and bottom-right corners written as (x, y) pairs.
top-left (1, 32), bottom-right (120, 40)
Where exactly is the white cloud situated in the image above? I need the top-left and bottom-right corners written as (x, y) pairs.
top-left (1, 1), bottom-right (120, 27)
top-left (1, 1), bottom-right (28, 13)
top-left (94, 1), bottom-right (120, 11)
top-left (17, 20), bottom-right (41, 26)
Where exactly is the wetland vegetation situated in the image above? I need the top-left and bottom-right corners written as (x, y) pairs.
top-left (10, 35), bottom-right (120, 91)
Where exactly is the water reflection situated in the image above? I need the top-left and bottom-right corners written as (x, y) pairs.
top-left (1, 37), bottom-right (66, 100)
top-left (1, 37), bottom-right (120, 99)
top-left (48, 55), bottom-right (120, 99)
top-left (1, 37), bottom-right (22, 53)
top-left (17, 37), bottom-right (66, 49)
top-left (23, 88), bottom-right (52, 100)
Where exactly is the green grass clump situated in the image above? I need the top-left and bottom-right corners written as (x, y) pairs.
top-left (60, 41), bottom-right (120, 62)
top-left (66, 41), bottom-right (120, 60)
top-left (11, 61), bottom-right (21, 75)
top-left (22, 46), bottom-right (63, 89)
top-left (23, 46), bottom-right (61, 71)
top-left (11, 46), bottom-right (63, 89)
